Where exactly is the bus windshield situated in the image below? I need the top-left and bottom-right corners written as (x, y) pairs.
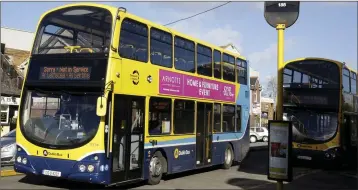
top-left (20, 89), bottom-right (100, 148)
top-left (284, 108), bottom-right (338, 143)
top-left (283, 59), bottom-right (341, 109)
top-left (33, 6), bottom-right (113, 54)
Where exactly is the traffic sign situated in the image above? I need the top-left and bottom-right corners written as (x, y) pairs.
top-left (264, 1), bottom-right (300, 28)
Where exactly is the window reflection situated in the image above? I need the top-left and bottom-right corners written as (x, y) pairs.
top-left (285, 109), bottom-right (338, 143)
top-left (283, 60), bottom-right (339, 89)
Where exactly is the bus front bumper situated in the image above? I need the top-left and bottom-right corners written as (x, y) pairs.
top-left (14, 152), bottom-right (110, 185)
top-left (293, 147), bottom-right (341, 165)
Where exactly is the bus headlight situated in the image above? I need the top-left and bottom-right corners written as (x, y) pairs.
top-left (17, 156), bottom-right (22, 163)
top-left (22, 158), bottom-right (28, 165)
top-left (325, 152), bottom-right (330, 159)
top-left (94, 156), bottom-right (98, 161)
top-left (87, 165), bottom-right (94, 172)
top-left (331, 153), bottom-right (336, 158)
top-left (79, 164), bottom-right (86, 172)
top-left (100, 165), bottom-right (104, 172)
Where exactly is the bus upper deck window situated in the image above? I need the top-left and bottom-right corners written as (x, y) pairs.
top-left (34, 7), bottom-right (112, 55)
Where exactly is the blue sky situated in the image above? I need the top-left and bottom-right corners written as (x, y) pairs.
top-left (1, 2), bottom-right (357, 87)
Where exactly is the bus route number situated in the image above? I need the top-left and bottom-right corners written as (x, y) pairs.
top-left (278, 3), bottom-right (286, 7)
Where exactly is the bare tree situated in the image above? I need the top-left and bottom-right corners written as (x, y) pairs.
top-left (1, 54), bottom-right (22, 96)
top-left (263, 76), bottom-right (277, 104)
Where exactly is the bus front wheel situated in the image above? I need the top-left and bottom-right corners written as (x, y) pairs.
top-left (148, 151), bottom-right (165, 185)
top-left (222, 144), bottom-right (234, 169)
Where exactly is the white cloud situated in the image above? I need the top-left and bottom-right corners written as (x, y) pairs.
top-left (204, 26), bottom-right (243, 52)
top-left (247, 38), bottom-right (296, 79)
top-left (149, 2), bottom-right (244, 54)
top-left (171, 21), bottom-right (243, 53)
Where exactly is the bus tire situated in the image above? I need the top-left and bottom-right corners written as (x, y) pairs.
top-left (222, 144), bottom-right (233, 169)
top-left (148, 151), bottom-right (164, 185)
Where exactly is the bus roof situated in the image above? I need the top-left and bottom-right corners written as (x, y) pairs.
top-left (38, 3), bottom-right (247, 61)
top-left (40, 2), bottom-right (118, 17)
top-left (285, 57), bottom-right (357, 74)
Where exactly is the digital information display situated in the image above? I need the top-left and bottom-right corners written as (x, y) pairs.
top-left (39, 66), bottom-right (92, 80)
top-left (268, 120), bottom-right (293, 182)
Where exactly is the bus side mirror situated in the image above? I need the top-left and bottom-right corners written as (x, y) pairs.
top-left (96, 96), bottom-right (107, 116)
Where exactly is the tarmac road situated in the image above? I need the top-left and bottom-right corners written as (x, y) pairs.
top-left (1, 147), bottom-right (356, 189)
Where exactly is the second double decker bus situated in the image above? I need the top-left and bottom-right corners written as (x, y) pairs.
top-left (282, 57), bottom-right (357, 167)
top-left (14, 3), bottom-right (251, 186)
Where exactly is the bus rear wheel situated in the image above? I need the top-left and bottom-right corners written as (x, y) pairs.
top-left (222, 144), bottom-right (233, 169)
top-left (148, 151), bottom-right (164, 185)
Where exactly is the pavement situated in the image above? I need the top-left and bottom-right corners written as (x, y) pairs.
top-left (0, 142), bottom-right (267, 177)
top-left (0, 165), bottom-right (18, 177)
top-left (0, 145), bottom-right (356, 189)
top-left (249, 142), bottom-right (268, 151)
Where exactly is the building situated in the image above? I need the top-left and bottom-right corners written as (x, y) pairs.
top-left (249, 68), bottom-right (262, 128)
top-left (220, 43), bottom-right (241, 55)
top-left (1, 27), bottom-right (33, 136)
top-left (261, 97), bottom-right (275, 128)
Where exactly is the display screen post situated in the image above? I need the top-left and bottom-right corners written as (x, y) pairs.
top-left (267, 120), bottom-right (293, 182)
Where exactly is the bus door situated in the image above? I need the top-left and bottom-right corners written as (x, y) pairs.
top-left (350, 115), bottom-right (358, 168)
top-left (344, 114), bottom-right (357, 165)
top-left (196, 102), bottom-right (213, 166)
top-left (349, 115), bottom-right (358, 147)
top-left (111, 95), bottom-right (145, 183)
top-left (342, 115), bottom-right (355, 163)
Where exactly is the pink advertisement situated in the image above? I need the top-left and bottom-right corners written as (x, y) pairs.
top-left (159, 69), bottom-right (236, 102)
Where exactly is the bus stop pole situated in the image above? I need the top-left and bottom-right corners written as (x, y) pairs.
top-left (275, 23), bottom-right (286, 190)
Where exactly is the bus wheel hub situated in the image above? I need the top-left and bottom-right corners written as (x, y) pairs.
top-left (225, 149), bottom-right (232, 163)
top-left (150, 157), bottom-right (161, 177)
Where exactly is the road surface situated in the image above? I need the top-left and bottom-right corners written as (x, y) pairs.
top-left (1, 148), bottom-right (356, 189)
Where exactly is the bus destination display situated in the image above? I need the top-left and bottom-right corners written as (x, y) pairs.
top-left (39, 66), bottom-right (92, 80)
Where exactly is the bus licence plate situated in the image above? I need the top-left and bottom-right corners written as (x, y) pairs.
top-left (297, 156), bottom-right (312, 160)
top-left (42, 169), bottom-right (61, 177)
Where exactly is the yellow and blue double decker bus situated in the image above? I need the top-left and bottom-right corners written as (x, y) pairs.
top-left (14, 3), bottom-right (251, 186)
top-left (282, 57), bottom-right (357, 167)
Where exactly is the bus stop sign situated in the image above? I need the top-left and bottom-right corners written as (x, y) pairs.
top-left (264, 2), bottom-right (300, 28)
